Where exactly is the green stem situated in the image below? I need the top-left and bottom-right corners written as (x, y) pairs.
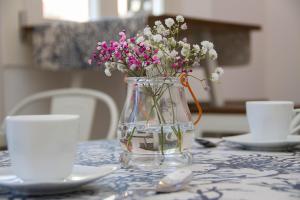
top-left (167, 84), bottom-right (183, 152)
top-left (160, 126), bottom-right (165, 155)
top-left (151, 94), bottom-right (166, 155)
top-left (126, 127), bottom-right (136, 151)
top-left (145, 82), bottom-right (183, 155)
top-left (167, 86), bottom-right (175, 124)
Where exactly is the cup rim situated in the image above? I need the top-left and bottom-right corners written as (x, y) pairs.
top-left (246, 101), bottom-right (294, 105)
top-left (6, 114), bottom-right (80, 122)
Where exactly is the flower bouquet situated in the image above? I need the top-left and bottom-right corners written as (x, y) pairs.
top-left (89, 15), bottom-right (223, 169)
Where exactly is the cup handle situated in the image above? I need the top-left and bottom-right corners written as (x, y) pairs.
top-left (290, 109), bottom-right (300, 135)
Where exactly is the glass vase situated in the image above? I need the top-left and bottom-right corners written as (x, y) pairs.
top-left (118, 77), bottom-right (194, 170)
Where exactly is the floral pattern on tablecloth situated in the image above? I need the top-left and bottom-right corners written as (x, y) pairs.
top-left (0, 140), bottom-right (299, 200)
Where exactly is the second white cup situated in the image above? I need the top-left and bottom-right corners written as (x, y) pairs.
top-left (246, 101), bottom-right (300, 142)
top-left (6, 115), bottom-right (79, 182)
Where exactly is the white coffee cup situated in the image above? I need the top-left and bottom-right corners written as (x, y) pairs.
top-left (6, 115), bottom-right (79, 181)
top-left (246, 101), bottom-right (300, 141)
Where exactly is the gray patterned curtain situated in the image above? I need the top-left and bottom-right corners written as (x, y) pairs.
top-left (32, 15), bottom-right (147, 70)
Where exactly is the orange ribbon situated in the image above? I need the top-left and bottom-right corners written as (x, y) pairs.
top-left (179, 73), bottom-right (203, 125)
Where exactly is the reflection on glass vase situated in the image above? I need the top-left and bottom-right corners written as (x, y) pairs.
top-left (118, 77), bottom-right (194, 170)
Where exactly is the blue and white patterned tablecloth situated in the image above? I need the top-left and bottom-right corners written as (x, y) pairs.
top-left (0, 140), bottom-right (299, 200)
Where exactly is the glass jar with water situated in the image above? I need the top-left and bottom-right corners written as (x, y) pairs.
top-left (118, 77), bottom-right (194, 169)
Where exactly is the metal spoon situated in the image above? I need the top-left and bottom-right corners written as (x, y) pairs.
top-left (195, 137), bottom-right (223, 148)
top-left (107, 168), bottom-right (193, 199)
top-left (156, 168), bottom-right (193, 193)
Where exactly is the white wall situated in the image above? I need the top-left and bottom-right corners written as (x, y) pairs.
top-left (101, 0), bottom-right (118, 17)
top-left (0, 0), bottom-right (3, 122)
top-left (0, 0), bottom-right (34, 124)
top-left (214, 0), bottom-right (300, 103)
top-left (165, 0), bottom-right (212, 18)
top-left (165, 0), bottom-right (266, 101)
top-left (0, 1), bottom-right (33, 65)
top-left (211, 0), bottom-right (266, 100)
top-left (264, 0), bottom-right (300, 102)
top-left (165, 0), bottom-right (300, 103)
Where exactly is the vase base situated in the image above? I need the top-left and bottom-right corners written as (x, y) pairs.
top-left (119, 152), bottom-right (192, 170)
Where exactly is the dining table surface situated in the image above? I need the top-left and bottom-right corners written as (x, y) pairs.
top-left (0, 139), bottom-right (299, 200)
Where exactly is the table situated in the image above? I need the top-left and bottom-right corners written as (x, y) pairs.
top-left (0, 140), bottom-right (299, 200)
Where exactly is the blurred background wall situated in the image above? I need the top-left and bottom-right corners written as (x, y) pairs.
top-left (166, 0), bottom-right (300, 102)
top-left (0, 0), bottom-right (299, 137)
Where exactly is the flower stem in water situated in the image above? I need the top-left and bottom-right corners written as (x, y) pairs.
top-left (126, 127), bottom-right (136, 152)
top-left (160, 126), bottom-right (165, 155)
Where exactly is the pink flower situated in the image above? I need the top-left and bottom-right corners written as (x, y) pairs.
top-left (119, 31), bottom-right (126, 42)
top-left (114, 51), bottom-right (121, 59)
top-left (130, 38), bottom-right (136, 43)
top-left (101, 41), bottom-right (107, 49)
top-left (152, 55), bottom-right (159, 60)
top-left (152, 55), bottom-right (160, 64)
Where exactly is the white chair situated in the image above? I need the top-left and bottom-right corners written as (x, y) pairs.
top-left (0, 88), bottom-right (119, 146)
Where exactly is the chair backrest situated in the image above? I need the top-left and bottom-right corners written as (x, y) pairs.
top-left (1, 88), bottom-right (119, 140)
top-left (50, 95), bottom-right (96, 141)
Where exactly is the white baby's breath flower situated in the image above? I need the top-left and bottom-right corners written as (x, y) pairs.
top-left (104, 67), bottom-right (112, 77)
top-left (165, 18), bottom-right (175, 28)
top-left (130, 64), bottom-right (137, 70)
top-left (178, 41), bottom-right (190, 49)
top-left (215, 67), bottom-right (224, 75)
top-left (176, 15), bottom-right (184, 23)
top-left (143, 27), bottom-right (152, 36)
top-left (201, 46), bottom-right (208, 55)
top-left (181, 23), bottom-right (187, 30)
top-left (117, 63), bottom-right (126, 72)
top-left (163, 29), bottom-right (170, 36)
top-left (211, 73), bottom-right (219, 82)
top-left (168, 37), bottom-right (176, 46)
top-left (162, 37), bottom-right (168, 43)
top-left (105, 62), bottom-right (111, 68)
top-left (201, 40), bottom-right (214, 50)
top-left (192, 61), bottom-right (200, 67)
top-left (144, 40), bottom-right (151, 47)
top-left (136, 36), bottom-right (144, 43)
top-left (181, 48), bottom-right (190, 57)
top-left (156, 24), bottom-right (166, 34)
top-left (157, 50), bottom-right (164, 58)
top-left (170, 50), bottom-right (178, 58)
top-left (153, 34), bottom-right (162, 42)
top-left (182, 43), bottom-right (190, 49)
top-left (178, 41), bottom-right (184, 46)
top-left (155, 20), bottom-right (162, 26)
top-left (110, 62), bottom-right (117, 69)
top-left (145, 64), bottom-right (153, 70)
top-left (193, 44), bottom-right (200, 53)
top-left (209, 49), bottom-right (218, 60)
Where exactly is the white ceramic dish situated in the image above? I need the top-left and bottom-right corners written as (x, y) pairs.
top-left (0, 164), bottom-right (119, 195)
top-left (223, 134), bottom-right (300, 150)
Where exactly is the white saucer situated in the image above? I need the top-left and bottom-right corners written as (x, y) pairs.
top-left (0, 164), bottom-right (119, 195)
top-left (223, 134), bottom-right (300, 150)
